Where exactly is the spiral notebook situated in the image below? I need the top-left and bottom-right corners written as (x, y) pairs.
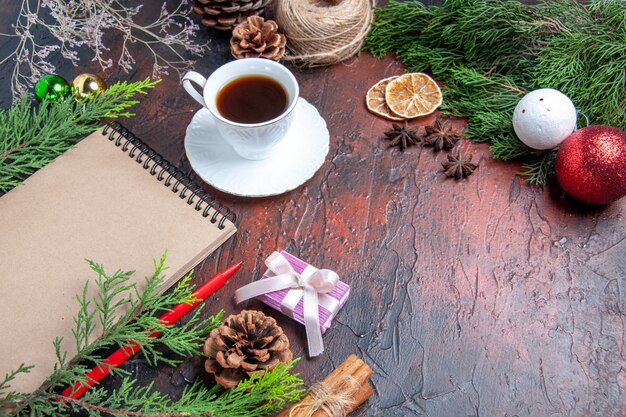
top-left (0, 123), bottom-right (237, 393)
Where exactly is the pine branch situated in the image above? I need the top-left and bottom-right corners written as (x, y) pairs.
top-left (0, 365), bottom-right (34, 398)
top-left (0, 254), bottom-right (304, 417)
top-left (0, 77), bottom-right (159, 194)
top-left (490, 135), bottom-right (537, 160)
top-left (3, 362), bottom-right (303, 417)
top-left (214, 361), bottom-right (305, 417)
top-left (66, 254), bottom-right (216, 372)
top-left (48, 395), bottom-right (194, 417)
top-left (364, 0), bottom-right (626, 185)
top-left (34, 361), bottom-right (303, 417)
top-left (519, 152), bottom-right (557, 186)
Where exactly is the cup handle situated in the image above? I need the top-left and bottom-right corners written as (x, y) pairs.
top-left (183, 71), bottom-right (208, 107)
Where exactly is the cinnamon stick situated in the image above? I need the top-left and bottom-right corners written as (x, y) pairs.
top-left (276, 354), bottom-right (373, 417)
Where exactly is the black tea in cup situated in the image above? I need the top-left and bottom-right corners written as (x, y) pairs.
top-left (216, 75), bottom-right (288, 124)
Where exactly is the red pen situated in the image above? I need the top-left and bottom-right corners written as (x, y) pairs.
top-left (61, 261), bottom-right (243, 399)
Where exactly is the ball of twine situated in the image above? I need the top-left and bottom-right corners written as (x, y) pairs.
top-left (275, 0), bottom-right (374, 67)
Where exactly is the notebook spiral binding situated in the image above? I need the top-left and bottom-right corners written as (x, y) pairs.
top-left (102, 122), bottom-right (236, 229)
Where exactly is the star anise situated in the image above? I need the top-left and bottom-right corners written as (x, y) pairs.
top-left (383, 121), bottom-right (421, 152)
top-left (442, 149), bottom-right (478, 179)
top-left (424, 118), bottom-right (462, 151)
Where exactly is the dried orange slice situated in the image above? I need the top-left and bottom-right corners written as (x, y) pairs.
top-left (365, 76), bottom-right (405, 121)
top-left (385, 73), bottom-right (442, 119)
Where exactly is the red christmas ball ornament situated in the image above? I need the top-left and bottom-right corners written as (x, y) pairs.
top-left (555, 125), bottom-right (626, 205)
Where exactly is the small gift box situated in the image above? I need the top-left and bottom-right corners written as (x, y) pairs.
top-left (235, 250), bottom-right (350, 356)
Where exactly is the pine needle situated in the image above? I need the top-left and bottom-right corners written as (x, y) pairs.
top-left (364, 0), bottom-right (626, 185)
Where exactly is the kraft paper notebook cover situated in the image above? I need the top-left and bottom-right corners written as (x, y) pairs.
top-left (0, 122), bottom-right (237, 393)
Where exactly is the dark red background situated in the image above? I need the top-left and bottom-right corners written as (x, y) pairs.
top-left (1, 1), bottom-right (624, 416)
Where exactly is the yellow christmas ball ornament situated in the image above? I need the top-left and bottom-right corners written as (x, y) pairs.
top-left (72, 73), bottom-right (107, 100)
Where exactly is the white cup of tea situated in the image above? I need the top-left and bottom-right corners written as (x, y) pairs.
top-left (183, 58), bottom-right (299, 160)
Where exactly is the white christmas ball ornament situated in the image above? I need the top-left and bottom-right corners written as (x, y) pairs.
top-left (512, 88), bottom-right (577, 150)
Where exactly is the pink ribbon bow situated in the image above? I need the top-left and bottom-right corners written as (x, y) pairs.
top-left (234, 251), bottom-right (340, 357)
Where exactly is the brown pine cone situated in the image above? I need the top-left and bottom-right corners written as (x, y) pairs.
top-left (230, 16), bottom-right (286, 61)
top-left (204, 310), bottom-right (293, 388)
top-left (191, 0), bottom-right (272, 31)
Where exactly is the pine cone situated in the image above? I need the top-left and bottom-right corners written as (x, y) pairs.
top-left (191, 0), bottom-right (272, 31)
top-left (230, 16), bottom-right (286, 61)
top-left (204, 310), bottom-right (293, 388)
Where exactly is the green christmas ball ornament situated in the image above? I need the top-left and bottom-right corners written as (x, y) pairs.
top-left (34, 74), bottom-right (72, 102)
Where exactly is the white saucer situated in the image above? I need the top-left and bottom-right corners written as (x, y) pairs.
top-left (184, 98), bottom-right (329, 197)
